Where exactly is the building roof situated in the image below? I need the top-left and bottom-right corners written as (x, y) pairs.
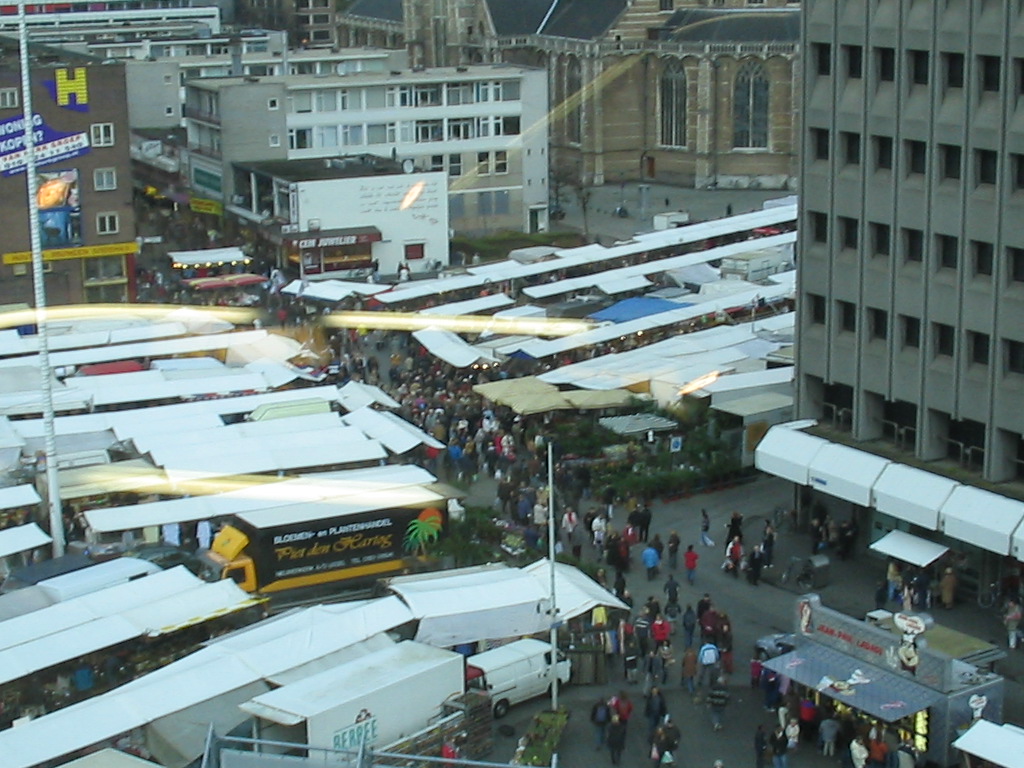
top-left (346, 0), bottom-right (404, 23)
top-left (0, 35), bottom-right (107, 68)
top-left (663, 8), bottom-right (800, 43)
top-left (486, 0), bottom-right (555, 36)
top-left (538, 0), bottom-right (628, 40)
top-left (236, 155), bottom-right (405, 182)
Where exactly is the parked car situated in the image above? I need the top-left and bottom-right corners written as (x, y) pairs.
top-left (121, 543), bottom-right (210, 577)
top-left (754, 632), bottom-right (797, 660)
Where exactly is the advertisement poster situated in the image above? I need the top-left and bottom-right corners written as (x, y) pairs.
top-left (0, 113), bottom-right (91, 176)
top-left (36, 169), bottom-right (82, 248)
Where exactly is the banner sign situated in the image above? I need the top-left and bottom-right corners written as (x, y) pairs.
top-left (0, 113), bottom-right (91, 176)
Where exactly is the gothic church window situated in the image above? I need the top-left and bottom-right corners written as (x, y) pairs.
top-left (566, 57), bottom-right (582, 145)
top-left (659, 59), bottom-right (687, 147)
top-left (733, 60), bottom-right (770, 148)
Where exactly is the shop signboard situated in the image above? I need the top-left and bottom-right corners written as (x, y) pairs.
top-left (333, 710), bottom-right (379, 750)
top-left (794, 594), bottom-right (948, 692)
top-left (286, 228), bottom-right (382, 277)
top-left (0, 113), bottom-right (90, 176)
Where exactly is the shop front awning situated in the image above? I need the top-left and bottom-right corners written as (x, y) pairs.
top-left (168, 247), bottom-right (248, 269)
top-left (873, 464), bottom-right (959, 530)
top-left (762, 643), bottom-right (942, 723)
top-left (754, 424), bottom-right (829, 485)
top-left (808, 442), bottom-right (890, 506)
top-left (940, 486), bottom-right (1024, 556)
top-left (869, 530), bottom-right (949, 568)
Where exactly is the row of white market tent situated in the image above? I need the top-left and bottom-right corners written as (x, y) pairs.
top-left (0, 560), bottom-right (625, 768)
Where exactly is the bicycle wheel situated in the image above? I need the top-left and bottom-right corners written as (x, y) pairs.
top-left (977, 589), bottom-right (994, 609)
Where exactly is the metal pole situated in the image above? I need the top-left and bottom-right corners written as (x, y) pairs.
top-left (547, 440), bottom-right (558, 712)
top-left (17, 1), bottom-right (65, 557)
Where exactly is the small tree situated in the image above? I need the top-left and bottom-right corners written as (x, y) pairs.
top-left (550, 162), bottom-right (593, 241)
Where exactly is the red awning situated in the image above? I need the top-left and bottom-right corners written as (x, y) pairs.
top-left (78, 361), bottom-right (146, 376)
top-left (184, 277), bottom-right (233, 291)
top-left (222, 273), bottom-right (267, 288)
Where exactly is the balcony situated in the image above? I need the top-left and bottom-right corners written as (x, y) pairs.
top-left (183, 105), bottom-right (220, 125)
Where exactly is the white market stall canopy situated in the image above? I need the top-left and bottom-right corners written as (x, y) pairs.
top-left (940, 486), bottom-right (1024, 556)
top-left (337, 380), bottom-right (400, 411)
top-left (952, 719), bottom-right (1024, 768)
top-left (597, 275), bottom-right (653, 295)
top-left (872, 464), bottom-right (959, 530)
top-left (56, 748), bottom-right (159, 768)
top-left (0, 322), bottom-right (189, 358)
top-left (281, 279), bottom-right (387, 302)
top-left (754, 425), bottom-right (830, 485)
top-left (84, 464), bottom-right (437, 534)
top-left (420, 293), bottom-right (514, 316)
top-left (169, 246), bottom-right (248, 268)
top-left (0, 484), bottom-right (41, 511)
top-left (869, 530), bottom-right (949, 568)
top-left (412, 328), bottom-right (496, 368)
top-left (236, 485), bottom-right (447, 530)
top-left (807, 443), bottom-right (891, 506)
top-left (341, 406), bottom-right (444, 454)
top-left (0, 522), bottom-right (50, 559)
top-left (385, 560), bottom-right (626, 647)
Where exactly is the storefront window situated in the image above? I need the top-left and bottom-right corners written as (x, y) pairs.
top-left (82, 255), bottom-right (126, 282)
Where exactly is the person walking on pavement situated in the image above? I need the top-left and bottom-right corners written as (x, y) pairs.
top-left (769, 724), bottom-right (790, 768)
top-left (818, 712), bottom-right (840, 756)
top-left (755, 724), bottom-right (769, 768)
top-left (643, 542), bottom-right (661, 581)
top-left (644, 685), bottom-right (668, 740)
top-left (849, 735), bottom-right (869, 768)
top-left (664, 573), bottom-right (680, 605)
top-left (610, 690), bottom-right (634, 731)
top-left (637, 503), bottom-right (653, 543)
top-left (606, 714), bottom-right (627, 765)
top-left (682, 604), bottom-right (697, 648)
top-left (590, 696), bottom-right (611, 749)
top-left (706, 677), bottom-right (730, 731)
top-left (684, 544), bottom-right (699, 585)
top-left (701, 508), bottom-right (714, 547)
top-left (1003, 598), bottom-right (1021, 649)
top-left (667, 530), bottom-right (681, 570)
top-left (680, 645), bottom-right (698, 694)
top-left (697, 640), bottom-right (721, 689)
top-left (747, 544), bottom-right (764, 585)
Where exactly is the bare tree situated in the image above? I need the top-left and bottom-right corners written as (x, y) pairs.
top-left (551, 162), bottom-right (593, 241)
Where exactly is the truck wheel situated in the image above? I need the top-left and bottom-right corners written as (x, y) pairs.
top-left (494, 699), bottom-right (510, 719)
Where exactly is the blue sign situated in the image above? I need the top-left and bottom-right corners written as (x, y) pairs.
top-left (0, 113), bottom-right (91, 176)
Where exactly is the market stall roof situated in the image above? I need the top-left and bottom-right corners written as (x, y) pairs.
top-left (239, 641), bottom-right (457, 725)
top-left (58, 459), bottom-right (171, 500)
top-left (342, 406), bottom-right (444, 453)
top-left (83, 465), bottom-right (437, 534)
top-left (281, 278), bottom-right (387, 302)
top-left (132, 411), bottom-right (345, 455)
top-left (168, 246), bottom-right (248, 268)
top-left (0, 321), bottom-right (189, 357)
top-left (599, 413), bottom-right (677, 436)
top-left (0, 484), bottom-right (40, 511)
top-left (712, 392), bottom-right (793, 418)
top-left (940, 486), bottom-right (1024, 556)
top-left (411, 328), bottom-right (496, 368)
top-left (596, 275), bottom-right (653, 295)
top-left (869, 530), bottom-right (949, 568)
top-left (692, 365), bottom-right (794, 398)
top-left (873, 464), bottom-right (959, 530)
top-left (337, 380), bottom-right (401, 411)
top-left (952, 719), bottom-right (1024, 767)
top-left (57, 748), bottom-right (159, 768)
top-left (754, 424), bottom-right (830, 485)
top-left (762, 643), bottom-right (942, 722)
top-left (0, 522), bottom-right (50, 559)
top-left (589, 297), bottom-right (683, 323)
top-left (563, 388), bottom-right (635, 410)
top-left (236, 485), bottom-right (446, 529)
top-left (808, 443), bottom-right (890, 506)
top-left (522, 558), bottom-right (628, 615)
top-left (420, 293), bottom-right (514, 316)
top-left (473, 376), bottom-right (557, 402)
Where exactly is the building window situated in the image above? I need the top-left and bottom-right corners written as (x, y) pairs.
top-left (404, 242), bottom-right (425, 261)
top-left (1006, 339), bottom-right (1024, 374)
top-left (429, 155), bottom-right (444, 172)
top-left (1009, 247), bottom-right (1024, 282)
top-left (842, 131), bottom-right (860, 165)
top-left (845, 45), bottom-right (863, 79)
top-left (874, 135), bottom-right (893, 170)
top-left (969, 331), bottom-right (991, 365)
top-left (477, 151), bottom-right (490, 175)
top-left (449, 194), bottom-right (465, 219)
top-left (90, 123), bottom-right (115, 147)
top-left (973, 240), bottom-right (994, 276)
top-left (810, 211), bottom-right (828, 243)
top-left (902, 316), bottom-right (921, 348)
top-left (478, 190), bottom-right (493, 216)
top-left (93, 168), bottom-right (116, 191)
top-left (934, 323), bottom-right (955, 357)
top-left (975, 149), bottom-right (998, 185)
top-left (269, 134), bottom-right (281, 147)
top-left (903, 227), bottom-right (924, 262)
top-left (876, 48), bottom-right (895, 82)
top-left (869, 308), bottom-right (888, 340)
top-left (288, 128), bottom-right (312, 149)
top-left (493, 190), bottom-right (510, 215)
top-left (1012, 154), bottom-right (1024, 191)
top-left (494, 150), bottom-right (508, 174)
top-left (733, 60), bottom-right (769, 149)
top-left (838, 300), bottom-right (856, 332)
top-left (0, 87), bottom-right (18, 109)
top-left (660, 0), bottom-right (673, 8)
top-left (979, 55), bottom-right (1001, 92)
top-left (943, 52), bottom-right (964, 89)
top-left (909, 50), bottom-right (929, 86)
top-left (938, 143), bottom-right (962, 180)
top-left (811, 128), bottom-right (830, 161)
top-left (814, 43), bottom-right (832, 76)
top-left (840, 216), bottom-right (858, 249)
top-left (906, 140), bottom-right (927, 175)
top-left (870, 222), bottom-right (891, 257)
top-left (96, 212), bottom-right (119, 235)
top-left (566, 57), bottom-right (582, 145)
top-left (659, 60), bottom-right (687, 147)
top-left (808, 293), bottom-right (826, 324)
top-left (449, 153), bottom-right (463, 177)
top-left (937, 234), bottom-right (959, 270)
top-left (268, 97), bottom-right (279, 110)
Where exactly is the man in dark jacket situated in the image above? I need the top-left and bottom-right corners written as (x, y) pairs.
top-left (706, 677), bottom-right (730, 731)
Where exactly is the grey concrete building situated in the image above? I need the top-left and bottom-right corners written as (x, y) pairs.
top-left (796, 1), bottom-right (1024, 484)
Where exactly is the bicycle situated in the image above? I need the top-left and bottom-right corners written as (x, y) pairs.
top-left (977, 581), bottom-right (1001, 610)
top-left (779, 556), bottom-right (814, 590)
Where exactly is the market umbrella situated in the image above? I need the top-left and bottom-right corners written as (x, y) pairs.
top-left (221, 273), bottom-right (267, 288)
top-left (183, 277), bottom-right (232, 291)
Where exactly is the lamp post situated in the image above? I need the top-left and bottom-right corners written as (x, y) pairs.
top-left (546, 439), bottom-right (559, 712)
top-left (17, 1), bottom-right (65, 557)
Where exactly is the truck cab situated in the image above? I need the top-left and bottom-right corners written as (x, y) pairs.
top-left (199, 524), bottom-right (258, 593)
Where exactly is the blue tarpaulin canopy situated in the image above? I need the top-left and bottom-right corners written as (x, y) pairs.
top-left (588, 297), bottom-right (691, 323)
top-left (762, 643), bottom-right (942, 722)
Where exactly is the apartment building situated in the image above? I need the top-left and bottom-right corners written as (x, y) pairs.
top-left (0, 39), bottom-right (137, 305)
top-left (0, 0), bottom-right (224, 39)
top-left (797, 1), bottom-right (1024, 484)
top-left (182, 64), bottom-right (549, 235)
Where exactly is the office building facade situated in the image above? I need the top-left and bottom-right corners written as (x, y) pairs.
top-left (797, 1), bottom-right (1024, 483)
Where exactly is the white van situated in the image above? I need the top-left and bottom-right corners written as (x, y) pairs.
top-left (466, 639), bottom-right (571, 718)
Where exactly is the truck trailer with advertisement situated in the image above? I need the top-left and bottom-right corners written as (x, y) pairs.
top-left (200, 486), bottom-right (448, 597)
